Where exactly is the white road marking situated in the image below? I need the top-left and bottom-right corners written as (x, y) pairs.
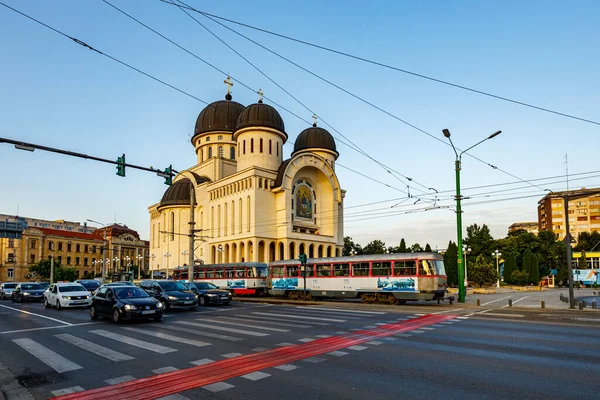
top-left (13, 338), bottom-right (82, 373)
top-left (315, 334), bottom-right (332, 338)
top-left (157, 394), bottom-right (190, 400)
top-left (456, 316), bottom-right (470, 319)
top-left (156, 324), bottom-right (241, 341)
top-left (241, 371), bottom-right (270, 381)
top-left (54, 333), bottom-right (134, 362)
top-left (384, 337), bottom-right (398, 341)
top-left (327, 351), bottom-right (349, 356)
top-left (175, 321), bottom-right (269, 337)
top-left (420, 327), bottom-right (435, 331)
top-left (294, 306), bottom-right (386, 315)
top-left (474, 309), bottom-right (493, 315)
top-left (90, 330), bottom-right (177, 354)
top-left (0, 322), bottom-right (101, 335)
top-left (348, 345), bottom-right (367, 351)
top-left (152, 366), bottom-right (179, 374)
top-left (394, 333), bottom-right (412, 337)
top-left (216, 316), bottom-right (312, 328)
top-left (414, 313), bottom-right (427, 316)
top-left (51, 386), bottom-right (84, 396)
top-left (0, 304), bottom-right (72, 325)
top-left (251, 311), bottom-right (343, 322)
top-left (374, 322), bottom-right (387, 326)
top-left (199, 318), bottom-right (289, 332)
top-left (105, 376), bottom-right (135, 385)
top-left (121, 327), bottom-right (211, 348)
top-left (363, 325), bottom-right (377, 329)
top-left (275, 342), bottom-right (295, 347)
top-left (481, 296), bottom-right (512, 306)
top-left (500, 296), bottom-right (530, 308)
top-left (479, 313), bottom-right (525, 318)
top-left (366, 341), bottom-right (383, 345)
top-left (303, 357), bottom-right (326, 363)
top-left (573, 317), bottom-right (600, 322)
top-left (237, 314), bottom-right (329, 326)
top-left (298, 338), bottom-right (315, 342)
top-left (432, 308), bottom-right (464, 314)
top-left (251, 347), bottom-right (270, 352)
top-left (274, 364), bottom-right (297, 371)
top-left (190, 358), bottom-right (214, 366)
top-left (411, 330), bottom-right (425, 334)
top-left (202, 382), bottom-right (234, 393)
top-left (335, 331), bottom-right (348, 334)
top-left (221, 353), bottom-right (242, 358)
top-left (405, 315), bottom-right (418, 319)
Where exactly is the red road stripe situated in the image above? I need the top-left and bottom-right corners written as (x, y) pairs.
top-left (54, 314), bottom-right (453, 400)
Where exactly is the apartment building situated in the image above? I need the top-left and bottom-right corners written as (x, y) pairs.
top-left (538, 188), bottom-right (600, 241)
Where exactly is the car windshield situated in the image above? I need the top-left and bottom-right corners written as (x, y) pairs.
top-left (113, 287), bottom-right (149, 299)
top-left (195, 282), bottom-right (218, 290)
top-left (79, 281), bottom-right (100, 289)
top-left (20, 284), bottom-right (42, 290)
top-left (158, 281), bottom-right (187, 291)
top-left (58, 285), bottom-right (86, 293)
top-left (38, 282), bottom-right (49, 288)
top-left (4, 283), bottom-right (18, 289)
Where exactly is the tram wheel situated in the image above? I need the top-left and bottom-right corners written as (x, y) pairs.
top-left (360, 294), bottom-right (373, 304)
top-left (388, 294), bottom-right (399, 305)
top-left (305, 292), bottom-right (314, 301)
top-left (397, 300), bottom-right (407, 305)
top-left (288, 291), bottom-right (299, 300)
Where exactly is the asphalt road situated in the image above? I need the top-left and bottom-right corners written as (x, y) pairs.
top-left (0, 299), bottom-right (599, 400)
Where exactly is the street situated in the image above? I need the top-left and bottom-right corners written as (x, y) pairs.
top-left (0, 300), bottom-right (599, 400)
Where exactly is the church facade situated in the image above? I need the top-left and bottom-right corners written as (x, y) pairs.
top-left (148, 85), bottom-right (345, 273)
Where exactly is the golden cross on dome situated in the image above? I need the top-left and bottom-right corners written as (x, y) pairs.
top-left (223, 76), bottom-right (234, 94)
top-left (257, 88), bottom-right (264, 102)
top-left (312, 114), bottom-right (318, 126)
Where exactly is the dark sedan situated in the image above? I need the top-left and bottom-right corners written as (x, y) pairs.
top-left (76, 279), bottom-right (101, 294)
top-left (139, 280), bottom-right (198, 310)
top-left (12, 283), bottom-right (45, 302)
top-left (182, 282), bottom-right (232, 306)
top-left (90, 285), bottom-right (163, 323)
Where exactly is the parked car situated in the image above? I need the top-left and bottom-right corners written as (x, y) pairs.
top-left (76, 279), bottom-right (101, 294)
top-left (105, 281), bottom-right (136, 287)
top-left (44, 283), bottom-right (92, 310)
top-left (138, 280), bottom-right (197, 310)
top-left (181, 282), bottom-right (232, 306)
top-left (90, 285), bottom-right (163, 323)
top-left (12, 283), bottom-right (45, 302)
top-left (37, 282), bottom-right (50, 290)
top-left (0, 283), bottom-right (18, 300)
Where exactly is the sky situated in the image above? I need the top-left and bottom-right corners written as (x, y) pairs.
top-left (1, 0), bottom-right (599, 250)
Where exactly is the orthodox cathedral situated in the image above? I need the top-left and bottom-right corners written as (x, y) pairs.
top-left (148, 80), bottom-right (345, 271)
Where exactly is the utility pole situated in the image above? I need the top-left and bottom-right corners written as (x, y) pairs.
top-left (564, 194), bottom-right (575, 308)
top-left (188, 186), bottom-right (196, 282)
top-left (49, 242), bottom-right (55, 284)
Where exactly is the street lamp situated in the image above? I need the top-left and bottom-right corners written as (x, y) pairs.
top-left (492, 250), bottom-right (502, 288)
top-left (87, 219), bottom-right (109, 283)
top-left (164, 252), bottom-right (171, 279)
top-left (350, 249), bottom-right (357, 256)
top-left (136, 254), bottom-right (143, 279)
top-left (462, 245), bottom-right (472, 288)
top-left (443, 128), bottom-right (501, 303)
top-left (217, 245), bottom-right (224, 263)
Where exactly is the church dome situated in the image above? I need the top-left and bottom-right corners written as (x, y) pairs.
top-left (292, 124), bottom-right (338, 157)
top-left (192, 95), bottom-right (245, 141)
top-left (235, 101), bottom-right (286, 137)
top-left (159, 179), bottom-right (192, 209)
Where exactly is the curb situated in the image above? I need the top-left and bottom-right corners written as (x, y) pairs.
top-left (0, 361), bottom-right (35, 400)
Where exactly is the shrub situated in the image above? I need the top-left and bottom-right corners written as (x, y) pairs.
top-left (511, 270), bottom-right (529, 286)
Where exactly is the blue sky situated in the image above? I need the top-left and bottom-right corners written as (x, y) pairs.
top-left (1, 0), bottom-right (598, 249)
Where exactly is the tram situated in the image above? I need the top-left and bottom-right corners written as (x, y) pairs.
top-left (172, 262), bottom-right (269, 295)
top-left (270, 253), bottom-right (447, 304)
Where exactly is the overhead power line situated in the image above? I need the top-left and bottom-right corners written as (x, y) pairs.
top-left (163, 1), bottom-right (600, 127)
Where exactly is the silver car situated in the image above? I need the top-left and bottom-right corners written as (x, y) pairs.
top-left (0, 282), bottom-right (18, 299)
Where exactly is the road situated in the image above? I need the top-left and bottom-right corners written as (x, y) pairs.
top-left (0, 299), bottom-right (599, 400)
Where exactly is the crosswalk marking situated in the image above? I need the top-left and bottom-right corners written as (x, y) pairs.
top-left (294, 306), bottom-right (386, 315)
top-left (55, 333), bottom-right (134, 362)
top-left (315, 334), bottom-right (332, 338)
top-left (237, 314), bottom-right (330, 326)
top-left (274, 364), bottom-right (297, 371)
top-left (363, 325), bottom-right (377, 329)
top-left (156, 324), bottom-right (241, 342)
top-left (90, 330), bottom-right (177, 354)
top-left (202, 382), bottom-right (234, 393)
top-left (13, 338), bottom-right (83, 373)
top-left (348, 345), bottom-right (367, 351)
top-left (105, 376), bottom-right (135, 385)
top-left (190, 358), bottom-right (214, 366)
top-left (241, 371), bottom-right (270, 381)
top-left (298, 338), bottom-right (315, 342)
top-left (121, 327), bottom-right (211, 348)
top-left (275, 342), bottom-right (295, 347)
top-left (218, 315), bottom-right (313, 328)
top-left (252, 312), bottom-right (343, 322)
top-left (420, 327), bottom-right (435, 330)
top-left (366, 341), bottom-right (383, 345)
top-left (152, 366), bottom-right (179, 374)
top-left (411, 330), bottom-right (425, 334)
top-left (200, 318), bottom-right (290, 332)
top-left (51, 386), bottom-right (84, 396)
top-left (222, 353), bottom-right (242, 358)
top-left (175, 321), bottom-right (269, 337)
top-left (327, 351), bottom-right (349, 356)
top-left (252, 347), bottom-right (270, 352)
top-left (157, 394), bottom-right (190, 400)
top-left (303, 357), bottom-right (326, 363)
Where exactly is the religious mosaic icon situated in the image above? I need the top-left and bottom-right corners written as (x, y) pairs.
top-left (295, 185), bottom-right (313, 219)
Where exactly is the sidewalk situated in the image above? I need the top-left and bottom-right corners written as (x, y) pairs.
top-left (0, 361), bottom-right (34, 400)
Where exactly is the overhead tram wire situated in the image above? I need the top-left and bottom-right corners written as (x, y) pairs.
top-left (171, 0), bottom-right (435, 196)
top-left (161, 1), bottom-right (600, 127)
top-left (163, 1), bottom-right (549, 193)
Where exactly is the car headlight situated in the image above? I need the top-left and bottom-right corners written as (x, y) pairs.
top-left (156, 302), bottom-right (163, 308)
top-left (65, 296), bottom-right (72, 300)
top-left (124, 304), bottom-right (137, 311)
top-left (207, 293), bottom-right (217, 297)
top-left (23, 292), bottom-right (31, 296)
top-left (168, 296), bottom-right (177, 301)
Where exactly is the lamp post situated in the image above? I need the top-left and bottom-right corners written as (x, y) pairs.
top-left (217, 245), bottom-right (224, 263)
top-left (492, 250), bottom-right (502, 288)
top-left (181, 250), bottom-right (189, 280)
top-left (350, 249), bottom-right (357, 257)
top-left (164, 252), bottom-right (171, 279)
top-left (87, 219), bottom-right (109, 283)
top-left (443, 128), bottom-right (501, 302)
top-left (151, 254), bottom-right (156, 278)
top-left (136, 254), bottom-right (143, 279)
top-left (462, 245), bottom-right (472, 288)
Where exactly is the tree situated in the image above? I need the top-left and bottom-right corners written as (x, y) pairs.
top-left (410, 243), bottom-right (423, 253)
top-left (342, 236), bottom-right (363, 256)
top-left (363, 240), bottom-right (386, 255)
top-left (503, 253), bottom-right (517, 284)
top-left (398, 239), bottom-right (407, 253)
top-left (443, 241), bottom-right (458, 287)
top-left (522, 248), bottom-right (533, 282)
top-left (497, 230), bottom-right (539, 268)
top-left (511, 270), bottom-right (529, 286)
top-left (57, 268), bottom-right (78, 282)
top-left (530, 257), bottom-right (540, 284)
top-left (425, 243), bottom-right (432, 252)
top-left (464, 224), bottom-right (495, 259)
top-left (28, 258), bottom-right (62, 280)
top-left (574, 231), bottom-right (600, 251)
top-left (469, 254), bottom-right (499, 287)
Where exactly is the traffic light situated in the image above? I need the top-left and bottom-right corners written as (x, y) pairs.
top-left (299, 253), bottom-right (307, 265)
top-left (116, 154), bottom-right (126, 177)
top-left (163, 165), bottom-right (172, 186)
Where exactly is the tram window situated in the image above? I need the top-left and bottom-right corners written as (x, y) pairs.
top-left (235, 268), bottom-right (245, 278)
top-left (272, 266), bottom-right (284, 278)
top-left (435, 260), bottom-right (446, 275)
top-left (305, 265), bottom-right (315, 277)
top-left (333, 263), bottom-right (350, 276)
top-left (247, 268), bottom-right (255, 278)
top-left (286, 266), bottom-right (299, 277)
top-left (371, 262), bottom-right (391, 276)
top-left (195, 270), bottom-right (205, 279)
top-left (394, 261), bottom-right (417, 276)
top-left (317, 264), bottom-right (332, 277)
top-left (206, 270), bottom-right (215, 279)
top-left (257, 267), bottom-right (267, 278)
top-left (215, 270), bottom-right (224, 278)
top-left (226, 269), bottom-right (235, 278)
top-left (351, 263), bottom-right (370, 276)
top-left (419, 260), bottom-right (435, 275)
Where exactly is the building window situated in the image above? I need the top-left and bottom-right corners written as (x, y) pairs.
top-left (8, 238), bottom-right (15, 248)
top-left (218, 135), bottom-right (223, 140)
top-left (206, 137), bottom-right (210, 142)
top-left (58, 242), bottom-right (63, 251)
top-left (243, 140), bottom-right (246, 154)
top-left (7, 269), bottom-right (13, 279)
top-left (230, 146), bottom-right (235, 160)
top-left (48, 241), bottom-right (53, 250)
top-left (75, 257), bottom-right (80, 266)
top-left (76, 244), bottom-right (81, 252)
top-left (260, 138), bottom-right (263, 153)
top-left (30, 239), bottom-right (37, 249)
top-left (57, 256), bottom-right (62, 264)
top-left (251, 138), bottom-right (254, 153)
top-left (84, 245), bottom-right (89, 253)
top-left (218, 146), bottom-right (224, 158)
top-left (84, 258), bottom-right (88, 266)
top-left (30, 254), bottom-right (35, 264)
top-left (7, 253), bottom-right (15, 263)
top-left (67, 243), bottom-right (72, 252)
top-left (170, 211), bottom-right (175, 241)
top-left (67, 256), bottom-right (71, 265)
top-left (208, 147), bottom-right (213, 158)
top-left (269, 139), bottom-right (272, 154)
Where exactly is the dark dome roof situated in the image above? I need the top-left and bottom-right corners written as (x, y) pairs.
top-left (193, 96), bottom-right (245, 141)
top-left (235, 102), bottom-right (286, 137)
top-left (292, 125), bottom-right (338, 157)
top-left (159, 179), bottom-right (192, 208)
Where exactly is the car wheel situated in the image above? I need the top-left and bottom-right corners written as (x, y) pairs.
top-left (199, 296), bottom-right (206, 306)
top-left (90, 306), bottom-right (98, 320)
top-left (56, 300), bottom-right (62, 310)
top-left (11, 296), bottom-right (16, 303)
top-left (161, 299), bottom-right (170, 311)
top-left (44, 297), bottom-right (49, 308)
top-left (112, 309), bottom-right (120, 323)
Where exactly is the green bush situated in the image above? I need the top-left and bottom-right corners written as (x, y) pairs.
top-left (511, 270), bottom-right (529, 286)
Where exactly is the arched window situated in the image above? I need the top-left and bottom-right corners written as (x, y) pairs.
top-left (170, 212), bottom-right (175, 241)
top-left (230, 146), bottom-right (235, 160)
top-left (251, 138), bottom-right (254, 153)
top-left (269, 139), bottom-right (272, 154)
top-left (231, 200), bottom-right (235, 235)
top-left (208, 147), bottom-right (213, 158)
top-left (277, 142), bottom-right (279, 157)
top-left (243, 140), bottom-right (246, 155)
top-left (218, 146), bottom-right (224, 158)
top-left (260, 138), bottom-right (263, 153)
top-left (247, 195), bottom-right (251, 232)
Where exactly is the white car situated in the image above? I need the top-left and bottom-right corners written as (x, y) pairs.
top-left (44, 283), bottom-right (92, 310)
